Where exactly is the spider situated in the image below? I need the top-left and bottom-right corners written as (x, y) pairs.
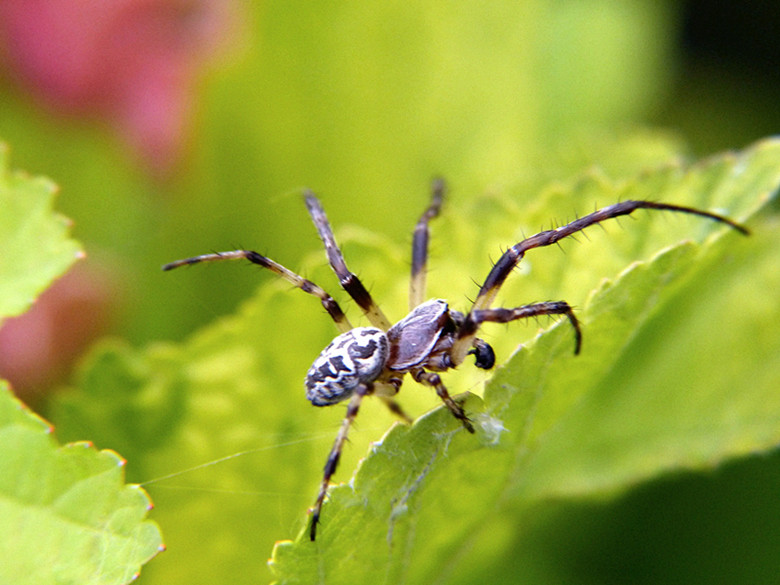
top-left (163, 179), bottom-right (748, 541)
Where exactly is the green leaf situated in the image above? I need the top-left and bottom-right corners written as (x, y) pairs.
top-left (269, 138), bottom-right (780, 583)
top-left (0, 142), bottom-right (83, 320)
top-left (0, 145), bottom-right (161, 583)
top-left (52, 138), bottom-right (780, 585)
top-left (52, 340), bottom-right (188, 475)
top-left (0, 382), bottom-right (163, 585)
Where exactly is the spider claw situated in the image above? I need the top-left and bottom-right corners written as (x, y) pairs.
top-left (448, 395), bottom-right (475, 433)
top-left (309, 513), bottom-right (320, 541)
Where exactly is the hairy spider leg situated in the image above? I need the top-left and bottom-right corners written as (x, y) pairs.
top-left (309, 382), bottom-right (371, 541)
top-left (304, 191), bottom-right (393, 330)
top-left (451, 200), bottom-right (749, 365)
top-left (378, 395), bottom-right (414, 424)
top-left (162, 250), bottom-right (353, 333)
top-left (470, 302), bottom-right (582, 354)
top-left (304, 191), bottom-right (414, 422)
top-left (412, 368), bottom-right (475, 433)
top-left (409, 178), bottom-right (445, 310)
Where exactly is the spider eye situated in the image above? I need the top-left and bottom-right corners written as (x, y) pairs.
top-left (469, 339), bottom-right (495, 370)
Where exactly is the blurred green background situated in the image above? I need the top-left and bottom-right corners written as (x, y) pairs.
top-left (1, 1), bottom-right (778, 584)
top-left (1, 1), bottom-right (777, 355)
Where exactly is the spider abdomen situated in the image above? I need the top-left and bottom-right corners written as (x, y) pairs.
top-left (305, 327), bottom-right (389, 406)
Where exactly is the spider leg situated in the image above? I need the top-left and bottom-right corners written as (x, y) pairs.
top-left (304, 191), bottom-right (393, 330)
top-left (409, 178), bottom-right (445, 310)
top-left (413, 368), bottom-right (474, 433)
top-left (450, 200), bottom-right (748, 364)
top-left (471, 301), bottom-right (582, 355)
top-left (309, 382), bottom-right (371, 541)
top-left (163, 250), bottom-right (352, 333)
top-left (379, 396), bottom-right (414, 424)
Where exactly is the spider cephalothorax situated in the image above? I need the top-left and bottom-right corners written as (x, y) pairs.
top-left (164, 178), bottom-right (748, 540)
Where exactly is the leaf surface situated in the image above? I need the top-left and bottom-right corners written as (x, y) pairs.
top-left (0, 383), bottom-right (163, 585)
top-left (270, 139), bottom-right (780, 583)
top-left (0, 145), bottom-right (162, 584)
top-left (51, 139), bottom-right (780, 585)
top-left (0, 143), bottom-right (82, 320)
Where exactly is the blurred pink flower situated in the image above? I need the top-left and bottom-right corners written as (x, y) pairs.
top-left (0, 264), bottom-right (114, 402)
top-left (0, 0), bottom-right (238, 175)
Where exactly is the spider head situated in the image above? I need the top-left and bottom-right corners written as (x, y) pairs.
top-left (469, 338), bottom-right (495, 370)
